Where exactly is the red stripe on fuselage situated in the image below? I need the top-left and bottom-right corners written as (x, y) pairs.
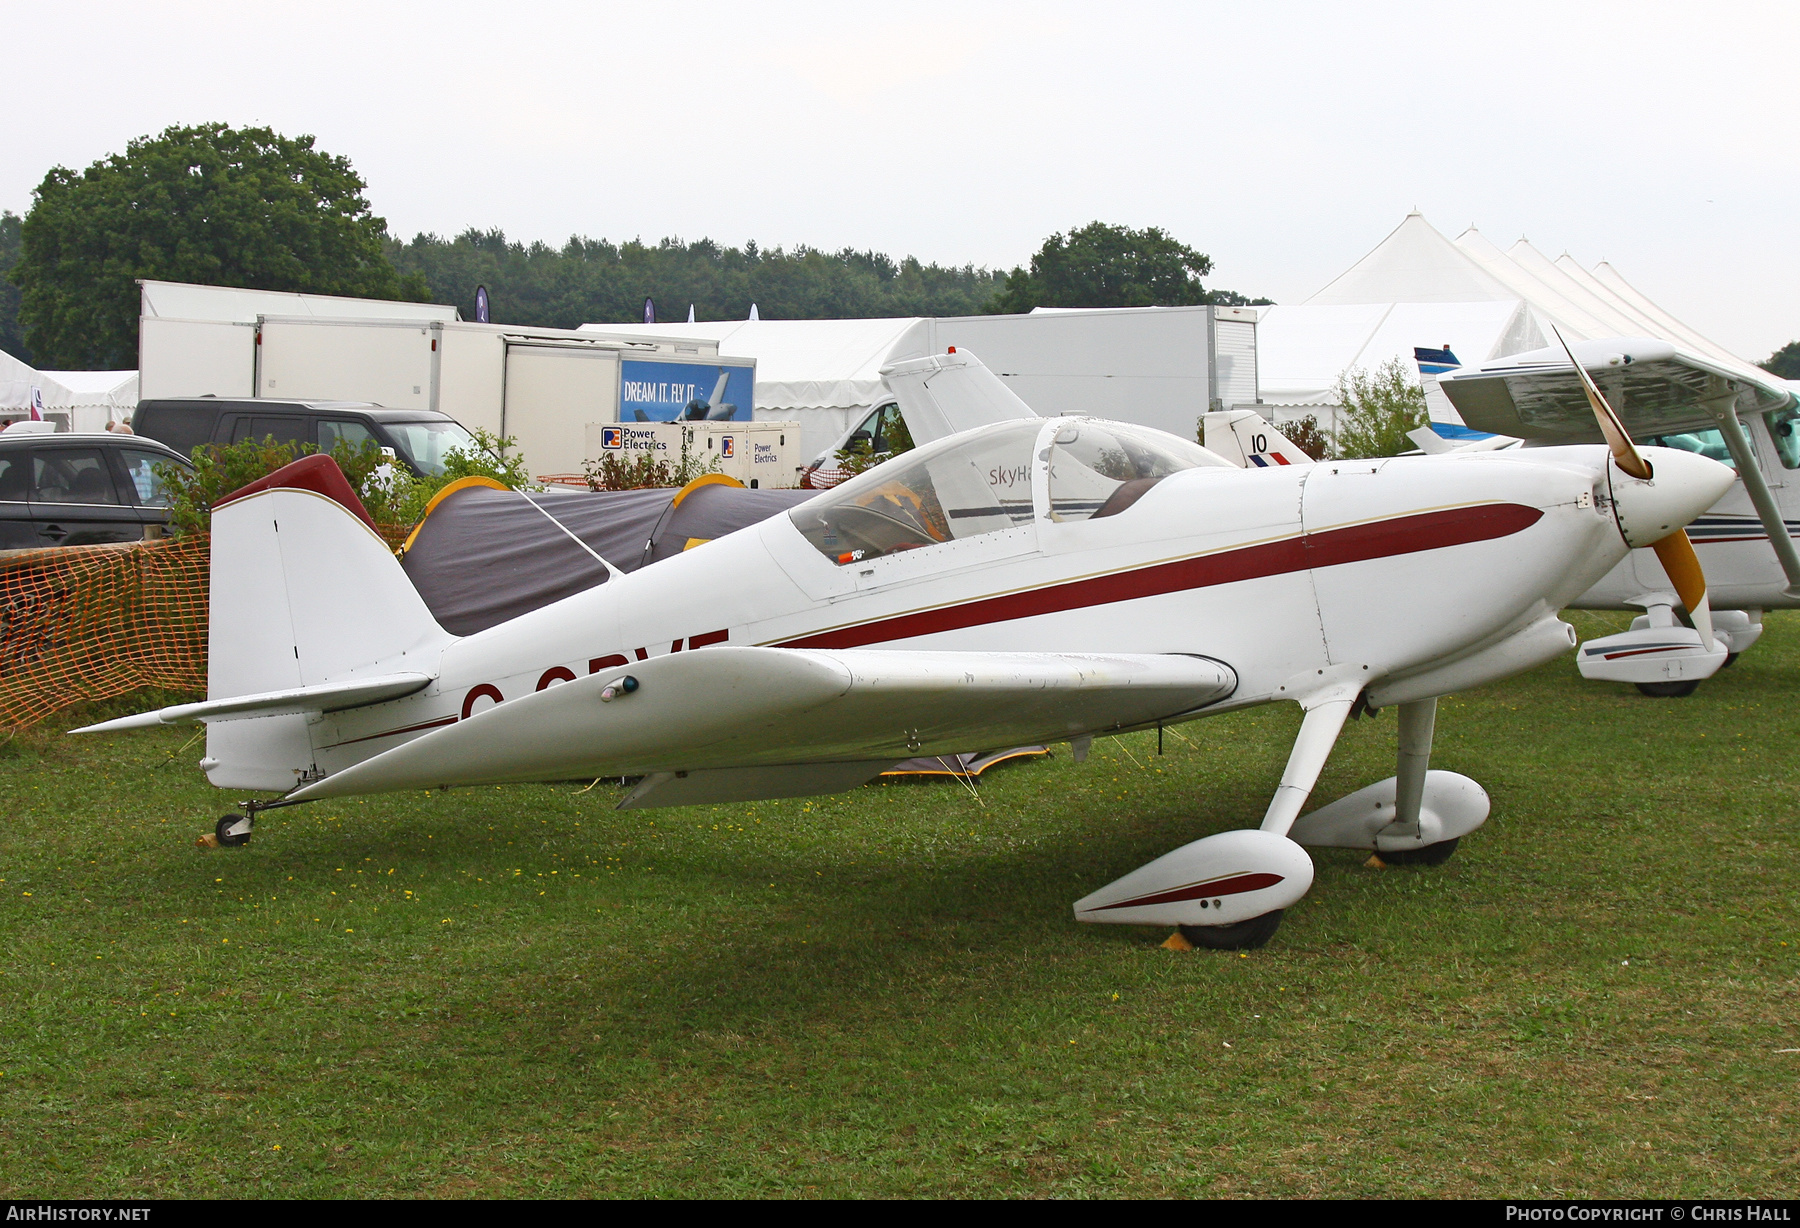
top-left (778, 503), bottom-right (1542, 650)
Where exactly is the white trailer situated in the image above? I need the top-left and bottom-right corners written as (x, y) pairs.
top-left (136, 282), bottom-right (753, 481)
top-left (588, 305), bottom-right (1261, 462)
top-left (913, 305), bottom-right (1259, 439)
top-left (138, 280), bottom-right (460, 402)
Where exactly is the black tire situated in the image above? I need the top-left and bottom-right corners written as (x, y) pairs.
top-left (1378, 836), bottom-right (1460, 866)
top-left (1636, 680), bottom-right (1700, 698)
top-left (215, 815), bottom-right (251, 848)
top-left (1179, 909), bottom-right (1284, 950)
top-left (1720, 652), bottom-right (1740, 670)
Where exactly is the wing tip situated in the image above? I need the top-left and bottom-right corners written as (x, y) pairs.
top-left (70, 712), bottom-right (172, 734)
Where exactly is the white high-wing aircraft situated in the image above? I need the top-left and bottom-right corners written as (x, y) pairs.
top-left (79, 352), bottom-right (1733, 949)
top-left (1434, 337), bottom-right (1800, 697)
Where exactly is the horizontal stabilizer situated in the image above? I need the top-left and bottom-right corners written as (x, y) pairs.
top-left (71, 672), bottom-right (434, 733)
top-left (288, 647), bottom-right (1237, 800)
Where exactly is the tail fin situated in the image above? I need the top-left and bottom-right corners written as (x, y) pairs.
top-left (203, 456), bottom-right (452, 790)
top-left (1413, 344), bottom-right (1465, 425)
top-left (879, 349), bottom-right (1038, 446)
top-left (1202, 410), bottom-right (1316, 469)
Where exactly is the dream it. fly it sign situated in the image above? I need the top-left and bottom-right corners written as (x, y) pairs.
top-left (619, 360), bottom-right (754, 423)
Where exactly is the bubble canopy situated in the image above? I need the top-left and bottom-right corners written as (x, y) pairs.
top-left (788, 418), bottom-right (1229, 566)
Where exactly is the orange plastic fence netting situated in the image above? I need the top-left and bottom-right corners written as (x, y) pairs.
top-left (0, 522), bottom-right (415, 732)
top-left (0, 535), bottom-right (211, 731)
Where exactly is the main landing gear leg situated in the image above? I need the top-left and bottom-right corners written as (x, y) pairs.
top-left (1288, 694), bottom-right (1489, 862)
top-left (1370, 698), bottom-right (1460, 866)
top-left (1257, 691), bottom-right (1359, 839)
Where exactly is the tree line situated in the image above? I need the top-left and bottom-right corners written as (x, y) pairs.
top-left (9, 122), bottom-right (1787, 382)
top-left (0, 124), bottom-right (1261, 370)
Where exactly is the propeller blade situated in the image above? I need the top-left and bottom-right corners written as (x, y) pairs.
top-left (1651, 529), bottom-right (1717, 652)
top-left (1551, 324), bottom-right (1652, 480)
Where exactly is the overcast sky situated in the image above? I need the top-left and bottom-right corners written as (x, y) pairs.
top-left (7, 0), bottom-right (1796, 358)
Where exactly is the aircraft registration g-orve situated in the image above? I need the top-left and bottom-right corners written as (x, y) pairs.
top-left (78, 352), bottom-right (1734, 949)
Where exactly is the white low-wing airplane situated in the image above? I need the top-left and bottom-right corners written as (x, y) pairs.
top-left (78, 353), bottom-right (1732, 949)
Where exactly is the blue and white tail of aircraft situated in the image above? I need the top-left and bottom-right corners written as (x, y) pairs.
top-left (1408, 345), bottom-right (1519, 455)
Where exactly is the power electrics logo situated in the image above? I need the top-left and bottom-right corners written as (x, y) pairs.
top-left (601, 427), bottom-right (624, 450)
top-left (721, 436), bottom-right (735, 458)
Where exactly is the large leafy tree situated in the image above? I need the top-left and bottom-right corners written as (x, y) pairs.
top-left (0, 211), bottom-right (25, 362)
top-left (12, 123), bottom-right (427, 368)
top-left (1762, 341), bottom-right (1800, 380)
top-left (985, 221), bottom-right (1265, 314)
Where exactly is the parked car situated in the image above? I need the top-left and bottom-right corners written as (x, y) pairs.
top-left (798, 400), bottom-right (909, 490)
top-left (0, 432), bottom-right (193, 550)
top-left (132, 399), bottom-right (481, 479)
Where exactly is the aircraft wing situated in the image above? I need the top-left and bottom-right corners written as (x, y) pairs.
top-left (71, 672), bottom-right (435, 733)
top-left (286, 647), bottom-right (1236, 803)
top-left (1438, 336), bottom-right (1794, 440)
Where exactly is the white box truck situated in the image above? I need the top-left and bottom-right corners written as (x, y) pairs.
top-left (136, 283), bottom-right (755, 482)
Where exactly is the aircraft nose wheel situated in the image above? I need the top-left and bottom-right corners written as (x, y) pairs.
top-left (215, 815), bottom-right (253, 848)
top-left (1178, 909), bottom-right (1285, 950)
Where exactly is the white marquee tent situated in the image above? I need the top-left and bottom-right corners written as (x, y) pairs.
top-left (0, 349), bottom-right (139, 432)
top-left (1253, 211), bottom-right (1762, 424)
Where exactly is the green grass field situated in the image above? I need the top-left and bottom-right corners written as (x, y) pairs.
top-left (1, 610), bottom-right (1796, 1198)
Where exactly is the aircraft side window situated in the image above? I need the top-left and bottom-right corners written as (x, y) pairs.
top-left (1641, 427), bottom-right (1737, 471)
top-left (791, 420), bottom-right (1038, 565)
top-left (1763, 407), bottom-right (1800, 470)
top-left (1045, 420), bottom-right (1227, 522)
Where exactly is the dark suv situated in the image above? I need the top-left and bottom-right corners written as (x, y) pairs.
top-left (132, 399), bottom-right (481, 478)
top-left (0, 432), bottom-right (193, 550)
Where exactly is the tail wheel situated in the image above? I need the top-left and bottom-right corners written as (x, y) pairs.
top-left (215, 816), bottom-right (251, 848)
top-left (1179, 909), bottom-right (1284, 951)
top-left (1378, 836), bottom-right (1460, 866)
top-left (1636, 680), bottom-right (1700, 698)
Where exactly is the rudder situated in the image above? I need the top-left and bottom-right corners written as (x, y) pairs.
top-left (203, 457), bottom-right (452, 790)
